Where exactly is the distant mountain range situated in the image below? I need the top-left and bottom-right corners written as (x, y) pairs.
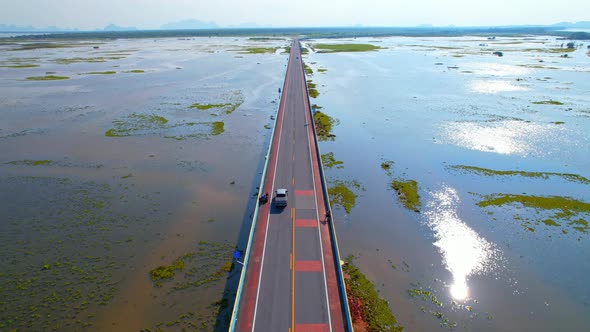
top-left (1, 20), bottom-right (589, 33)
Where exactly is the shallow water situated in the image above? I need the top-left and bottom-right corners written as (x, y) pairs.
top-left (0, 36), bottom-right (289, 331)
top-left (304, 36), bottom-right (590, 331)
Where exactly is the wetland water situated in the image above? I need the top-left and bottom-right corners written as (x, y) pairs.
top-left (303, 36), bottom-right (590, 331)
top-left (0, 34), bottom-right (588, 331)
top-left (0, 37), bottom-right (288, 331)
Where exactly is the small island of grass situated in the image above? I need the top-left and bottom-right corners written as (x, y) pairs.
top-left (0, 64), bottom-right (39, 68)
top-left (328, 180), bottom-right (363, 213)
top-left (210, 121), bottom-right (225, 136)
top-left (321, 152), bottom-right (344, 169)
top-left (26, 75), bottom-right (70, 81)
top-left (391, 179), bottom-right (421, 212)
top-left (313, 43), bottom-right (381, 53)
top-left (82, 71), bottom-right (117, 75)
top-left (241, 47), bottom-right (279, 54)
top-left (449, 165), bottom-right (590, 184)
top-left (532, 100), bottom-right (564, 105)
top-left (313, 111), bottom-right (337, 141)
top-left (7, 159), bottom-right (53, 166)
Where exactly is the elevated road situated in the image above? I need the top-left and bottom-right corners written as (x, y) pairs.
top-left (230, 40), bottom-right (350, 332)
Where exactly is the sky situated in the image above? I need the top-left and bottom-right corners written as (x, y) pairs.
top-left (2, 0), bottom-right (589, 30)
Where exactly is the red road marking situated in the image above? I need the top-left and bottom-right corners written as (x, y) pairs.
top-left (295, 219), bottom-right (317, 228)
top-left (295, 260), bottom-right (322, 272)
top-left (295, 323), bottom-right (330, 332)
top-left (295, 189), bottom-right (314, 196)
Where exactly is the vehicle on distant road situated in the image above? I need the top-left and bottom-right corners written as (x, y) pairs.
top-left (274, 189), bottom-right (288, 208)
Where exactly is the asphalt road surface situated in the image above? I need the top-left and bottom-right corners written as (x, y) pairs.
top-left (235, 40), bottom-right (345, 332)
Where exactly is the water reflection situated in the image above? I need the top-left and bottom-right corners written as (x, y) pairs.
top-left (425, 186), bottom-right (499, 300)
top-left (469, 79), bottom-right (529, 94)
top-left (440, 120), bottom-right (559, 156)
top-left (464, 62), bottom-right (531, 76)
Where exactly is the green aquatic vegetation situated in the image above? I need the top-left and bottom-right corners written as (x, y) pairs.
top-left (407, 288), bottom-right (442, 306)
top-left (343, 256), bottom-right (403, 332)
top-left (381, 161), bottom-right (394, 171)
top-left (0, 63), bottom-right (39, 68)
top-left (449, 165), bottom-right (590, 184)
top-left (309, 87), bottom-right (319, 98)
top-left (524, 48), bottom-right (576, 53)
top-left (313, 111), bottom-right (337, 141)
top-left (317, 68), bottom-right (328, 73)
top-left (126, 69), bottom-right (144, 73)
top-left (264, 124), bottom-right (271, 129)
top-left (26, 75), bottom-right (70, 81)
top-left (7, 159), bottom-right (53, 166)
top-left (304, 63), bottom-right (313, 75)
top-left (313, 43), bottom-right (382, 53)
top-left (301, 48), bottom-right (309, 54)
top-left (328, 180), bottom-right (364, 213)
top-left (105, 113), bottom-right (168, 137)
top-left (81, 71), bottom-right (116, 75)
top-left (189, 102), bottom-right (232, 110)
top-left (476, 194), bottom-right (590, 233)
top-left (240, 47), bottom-right (279, 54)
top-left (321, 152), bottom-right (344, 169)
top-left (532, 100), bottom-right (564, 105)
top-left (391, 180), bottom-right (421, 212)
top-left (0, 176), bottom-right (158, 330)
top-left (53, 57), bottom-right (108, 64)
top-left (189, 91), bottom-right (244, 115)
top-left (12, 42), bottom-right (83, 50)
top-left (150, 258), bottom-right (186, 282)
top-left (542, 219), bottom-right (560, 226)
top-left (210, 121), bottom-right (224, 136)
top-left (568, 219), bottom-right (589, 233)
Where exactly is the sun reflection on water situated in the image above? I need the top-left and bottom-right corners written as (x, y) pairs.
top-left (425, 186), bottom-right (499, 301)
top-left (440, 120), bottom-right (561, 156)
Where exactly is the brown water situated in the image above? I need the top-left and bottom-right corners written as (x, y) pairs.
top-left (0, 37), bottom-right (288, 331)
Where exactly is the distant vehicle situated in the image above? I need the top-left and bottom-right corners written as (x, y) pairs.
top-left (274, 189), bottom-right (288, 208)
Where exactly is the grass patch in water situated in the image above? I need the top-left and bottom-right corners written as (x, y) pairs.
top-left (240, 47), bottom-right (279, 54)
top-left (189, 91), bottom-right (244, 115)
top-left (150, 258), bottom-right (186, 282)
top-left (524, 48), bottom-right (576, 53)
top-left (321, 152), bottom-right (344, 169)
top-left (553, 121), bottom-right (565, 125)
top-left (7, 159), bottom-right (53, 166)
top-left (532, 100), bottom-right (564, 105)
top-left (82, 71), bottom-right (116, 75)
top-left (477, 194), bottom-right (590, 215)
top-left (210, 121), bottom-right (224, 135)
top-left (0, 63), bottom-right (39, 68)
top-left (317, 68), bottom-right (327, 73)
top-left (126, 69), bottom-right (145, 73)
top-left (343, 255), bottom-right (403, 332)
top-left (26, 75), bottom-right (69, 81)
top-left (313, 111), bottom-right (337, 141)
top-left (313, 43), bottom-right (381, 53)
top-left (52, 56), bottom-right (124, 64)
top-left (391, 180), bottom-right (421, 212)
top-left (304, 63), bottom-right (313, 75)
top-left (449, 165), bottom-right (590, 184)
top-left (476, 193), bottom-right (590, 234)
top-left (105, 113), bottom-right (168, 137)
top-left (328, 180), bottom-right (364, 213)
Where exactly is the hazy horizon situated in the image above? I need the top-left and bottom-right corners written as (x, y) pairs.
top-left (2, 0), bottom-right (589, 31)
